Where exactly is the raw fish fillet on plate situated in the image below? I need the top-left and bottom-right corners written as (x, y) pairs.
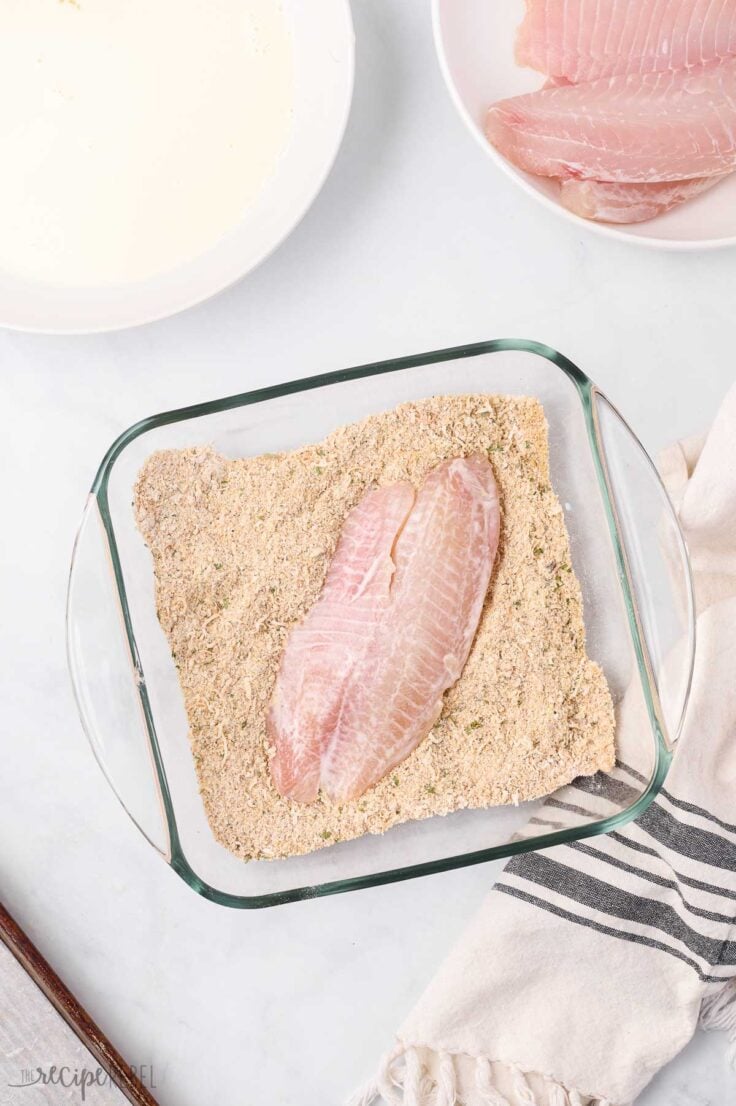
top-left (517, 0), bottom-right (736, 83)
top-left (560, 176), bottom-right (724, 223)
top-left (269, 455), bottom-right (500, 804)
top-left (486, 57), bottom-right (736, 183)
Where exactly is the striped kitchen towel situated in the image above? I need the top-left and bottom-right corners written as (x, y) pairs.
top-left (349, 385), bottom-right (736, 1106)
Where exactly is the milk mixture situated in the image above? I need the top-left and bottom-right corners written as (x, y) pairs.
top-left (0, 1), bottom-right (293, 285)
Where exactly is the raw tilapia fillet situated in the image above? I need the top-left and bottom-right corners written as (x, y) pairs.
top-left (269, 456), bottom-right (501, 803)
top-left (486, 57), bottom-right (736, 183)
top-left (560, 176), bottom-right (724, 222)
top-left (517, 0), bottom-right (736, 83)
top-left (268, 482), bottom-right (416, 802)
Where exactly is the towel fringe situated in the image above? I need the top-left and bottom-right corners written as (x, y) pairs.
top-left (404, 1048), bottom-right (434, 1106)
top-left (701, 980), bottom-right (736, 1066)
top-left (346, 1046), bottom-right (440, 1106)
top-left (432, 1052), bottom-right (456, 1106)
top-left (346, 1048), bottom-right (619, 1105)
top-left (475, 1057), bottom-right (512, 1105)
top-left (346, 1045), bottom-right (404, 1106)
top-left (544, 1077), bottom-right (569, 1106)
top-left (509, 1066), bottom-right (537, 1106)
top-left (377, 1046), bottom-right (408, 1106)
top-left (345, 1078), bottom-right (382, 1106)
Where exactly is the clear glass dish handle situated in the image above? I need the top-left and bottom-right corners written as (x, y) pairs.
top-left (67, 498), bottom-right (170, 854)
top-left (593, 392), bottom-right (696, 748)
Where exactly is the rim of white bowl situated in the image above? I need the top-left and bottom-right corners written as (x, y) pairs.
top-left (431, 0), bottom-right (736, 253)
top-left (0, 0), bottom-right (355, 335)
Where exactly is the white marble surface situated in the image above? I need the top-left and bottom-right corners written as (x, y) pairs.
top-left (1, 3), bottom-right (735, 1104)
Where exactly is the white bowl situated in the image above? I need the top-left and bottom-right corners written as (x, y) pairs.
top-left (432, 0), bottom-right (736, 250)
top-left (1, 0), bottom-right (354, 334)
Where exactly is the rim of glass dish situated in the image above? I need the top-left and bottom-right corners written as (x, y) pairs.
top-left (68, 339), bottom-right (692, 908)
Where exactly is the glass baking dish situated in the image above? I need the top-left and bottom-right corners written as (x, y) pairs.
top-left (66, 340), bottom-right (695, 908)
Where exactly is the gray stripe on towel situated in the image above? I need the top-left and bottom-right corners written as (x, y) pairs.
top-left (565, 841), bottom-right (736, 925)
top-left (615, 760), bottom-right (649, 785)
top-left (494, 883), bottom-right (730, 984)
top-left (505, 852), bottom-right (736, 966)
top-left (609, 832), bottom-right (736, 902)
top-left (546, 798), bottom-right (598, 818)
top-left (660, 789), bottom-right (736, 837)
top-left (636, 803), bottom-right (736, 872)
top-left (572, 772), bottom-right (640, 808)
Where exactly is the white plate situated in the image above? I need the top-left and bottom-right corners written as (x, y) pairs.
top-left (1, 0), bottom-right (354, 334)
top-left (432, 0), bottom-right (736, 250)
